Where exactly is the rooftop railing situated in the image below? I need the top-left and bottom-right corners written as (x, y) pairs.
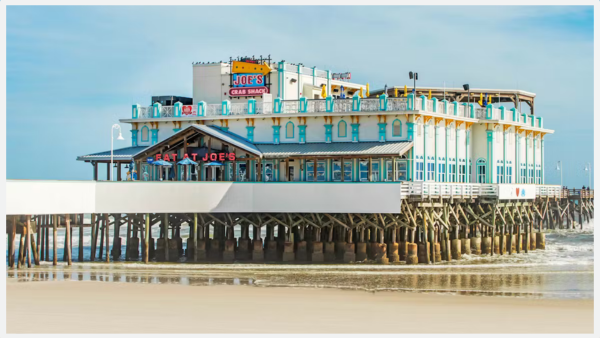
top-left (131, 94), bottom-right (544, 128)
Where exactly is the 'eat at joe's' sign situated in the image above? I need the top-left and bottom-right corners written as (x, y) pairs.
top-left (154, 152), bottom-right (236, 162)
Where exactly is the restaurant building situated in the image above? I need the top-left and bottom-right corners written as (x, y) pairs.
top-left (77, 56), bottom-right (552, 186)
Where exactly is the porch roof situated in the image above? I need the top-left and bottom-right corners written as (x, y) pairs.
top-left (76, 146), bottom-right (148, 162)
top-left (255, 141), bottom-right (413, 158)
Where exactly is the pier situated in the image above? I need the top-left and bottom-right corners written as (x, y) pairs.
top-left (6, 180), bottom-right (593, 267)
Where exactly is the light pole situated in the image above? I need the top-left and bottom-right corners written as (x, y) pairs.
top-left (409, 71), bottom-right (418, 110)
top-left (585, 162), bottom-right (592, 188)
top-left (556, 161), bottom-right (563, 187)
top-left (111, 124), bottom-right (125, 181)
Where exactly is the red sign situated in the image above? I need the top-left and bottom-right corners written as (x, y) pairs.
top-left (155, 152), bottom-right (236, 162)
top-left (229, 86), bottom-right (270, 97)
top-left (182, 105), bottom-right (196, 116)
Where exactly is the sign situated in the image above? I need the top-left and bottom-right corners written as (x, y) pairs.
top-left (229, 87), bottom-right (269, 97)
top-left (232, 73), bottom-right (265, 87)
top-left (154, 152), bottom-right (237, 162)
top-left (181, 105), bottom-right (197, 116)
top-left (332, 72), bottom-right (351, 80)
top-left (497, 184), bottom-right (534, 200)
top-left (232, 61), bottom-right (272, 75)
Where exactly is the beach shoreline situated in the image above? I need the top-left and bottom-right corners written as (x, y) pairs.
top-left (6, 279), bottom-right (593, 334)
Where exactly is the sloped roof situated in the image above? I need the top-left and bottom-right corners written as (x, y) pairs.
top-left (256, 141), bottom-right (413, 158)
top-left (76, 146), bottom-right (148, 162)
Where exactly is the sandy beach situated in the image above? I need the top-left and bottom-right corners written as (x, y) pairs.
top-left (6, 279), bottom-right (593, 334)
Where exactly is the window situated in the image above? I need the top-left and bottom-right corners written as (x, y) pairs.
top-left (286, 122), bottom-right (294, 139)
top-left (458, 164), bottom-right (466, 183)
top-left (427, 160), bottom-right (435, 181)
top-left (141, 126), bottom-right (149, 142)
top-left (264, 162), bottom-right (274, 182)
top-left (385, 161), bottom-right (393, 181)
top-left (306, 161), bottom-right (326, 181)
top-left (392, 119), bottom-right (402, 137)
top-left (529, 166), bottom-right (534, 184)
top-left (521, 165), bottom-right (527, 183)
top-left (237, 163), bottom-right (248, 182)
top-left (359, 161), bottom-right (369, 182)
top-left (333, 160), bottom-right (352, 181)
top-left (497, 165), bottom-right (504, 183)
top-left (338, 120), bottom-right (347, 138)
top-left (449, 163), bottom-right (456, 182)
top-left (437, 163), bottom-right (446, 182)
top-left (371, 161), bottom-right (380, 182)
top-left (476, 159), bottom-right (487, 183)
top-left (415, 157), bottom-right (424, 181)
top-left (507, 166), bottom-right (512, 183)
top-left (396, 160), bottom-right (408, 181)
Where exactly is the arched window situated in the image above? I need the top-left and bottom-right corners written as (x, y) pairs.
top-left (338, 120), bottom-right (347, 138)
top-left (476, 158), bottom-right (487, 183)
top-left (392, 119), bottom-right (402, 136)
top-left (286, 121), bottom-right (294, 139)
top-left (141, 126), bottom-right (149, 142)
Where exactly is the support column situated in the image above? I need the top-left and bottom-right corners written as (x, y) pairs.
top-left (65, 214), bottom-right (72, 266)
top-left (53, 214), bottom-right (58, 266)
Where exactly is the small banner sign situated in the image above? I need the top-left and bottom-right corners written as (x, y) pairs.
top-left (182, 105), bottom-right (197, 116)
top-left (229, 86), bottom-right (270, 96)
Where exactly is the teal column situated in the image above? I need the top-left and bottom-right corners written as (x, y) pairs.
top-left (151, 129), bottom-right (159, 145)
top-left (406, 122), bottom-right (415, 141)
top-left (272, 125), bottom-right (281, 144)
top-left (299, 125), bottom-right (307, 144)
top-left (324, 124), bottom-right (333, 143)
top-left (541, 138), bottom-right (545, 184)
top-left (377, 123), bottom-right (387, 142)
top-left (525, 135), bottom-right (529, 183)
top-left (466, 128), bottom-right (470, 182)
top-left (434, 125), bottom-right (439, 181)
top-left (278, 61), bottom-right (285, 99)
top-left (516, 133), bottom-right (520, 183)
top-left (132, 104), bottom-right (140, 119)
top-left (533, 136), bottom-right (537, 184)
top-left (445, 125), bottom-right (449, 182)
top-left (503, 129), bottom-right (507, 183)
top-left (455, 124), bottom-right (459, 181)
top-left (423, 124), bottom-right (428, 180)
top-left (486, 130), bottom-right (494, 183)
top-left (246, 126), bottom-right (255, 142)
top-left (351, 123), bottom-right (360, 143)
top-left (131, 129), bottom-right (138, 147)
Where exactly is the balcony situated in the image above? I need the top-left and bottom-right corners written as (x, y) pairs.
top-left (130, 94), bottom-right (545, 128)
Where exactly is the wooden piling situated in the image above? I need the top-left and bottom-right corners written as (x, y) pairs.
top-left (90, 213), bottom-right (98, 261)
top-left (65, 214), bottom-right (72, 265)
top-left (193, 213), bottom-right (198, 262)
top-left (144, 213), bottom-right (150, 264)
top-left (105, 213), bottom-right (110, 263)
top-left (79, 214), bottom-right (84, 262)
top-left (52, 215), bottom-right (58, 266)
top-left (36, 215), bottom-right (41, 264)
top-left (9, 216), bottom-right (17, 268)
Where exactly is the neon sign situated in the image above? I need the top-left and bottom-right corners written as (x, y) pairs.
top-left (233, 74), bottom-right (264, 87)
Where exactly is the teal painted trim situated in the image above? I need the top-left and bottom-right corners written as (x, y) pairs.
top-left (174, 102), bottom-right (182, 117)
top-left (298, 125), bottom-right (307, 144)
top-left (511, 107), bottom-right (517, 122)
top-left (432, 97), bottom-right (438, 113)
top-left (445, 125), bottom-right (449, 182)
top-left (525, 135), bottom-right (529, 182)
top-left (272, 125), bottom-right (281, 144)
top-left (151, 129), bottom-right (159, 145)
top-left (140, 126), bottom-right (150, 142)
top-left (466, 129), bottom-right (470, 182)
top-left (379, 94), bottom-right (388, 111)
top-left (420, 95), bottom-right (427, 110)
top-left (324, 124), bottom-right (333, 143)
top-left (326, 96), bottom-right (334, 112)
top-left (248, 99), bottom-right (256, 114)
top-left (485, 104), bottom-right (494, 119)
top-left (132, 104), bottom-right (140, 119)
top-left (455, 123), bottom-right (459, 181)
top-left (486, 130), bottom-right (494, 183)
top-left (452, 102), bottom-right (458, 116)
top-left (278, 61), bottom-right (285, 99)
top-left (352, 96), bottom-right (361, 111)
top-left (499, 106), bottom-right (506, 120)
top-left (515, 133), bottom-right (520, 183)
top-left (468, 104), bottom-right (475, 118)
top-left (407, 93), bottom-right (414, 110)
top-left (131, 129), bottom-right (138, 147)
top-left (152, 102), bottom-right (161, 118)
top-left (299, 97), bottom-right (308, 112)
top-left (434, 125), bottom-right (439, 181)
top-left (351, 123), bottom-right (360, 143)
top-left (377, 123), bottom-right (387, 142)
top-left (285, 121), bottom-right (294, 139)
top-left (246, 126), bottom-right (255, 143)
top-left (503, 129), bottom-right (507, 183)
top-left (406, 122), bottom-right (414, 141)
top-left (536, 117), bottom-right (543, 128)
top-left (533, 136), bottom-right (536, 183)
top-left (198, 101), bottom-right (206, 116)
top-left (274, 97), bottom-right (282, 114)
top-left (173, 128), bottom-right (181, 133)
top-left (423, 124), bottom-right (428, 180)
top-left (392, 119), bottom-right (402, 137)
top-left (521, 113), bottom-right (527, 124)
top-left (220, 127), bottom-right (229, 132)
top-left (338, 120), bottom-right (348, 138)
top-left (222, 100), bottom-right (230, 116)
top-left (441, 99), bottom-right (448, 114)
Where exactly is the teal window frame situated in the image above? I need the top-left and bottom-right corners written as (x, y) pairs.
top-left (332, 160), bottom-right (352, 181)
top-left (338, 120), bottom-right (347, 138)
top-left (285, 121), bottom-right (294, 139)
top-left (141, 126), bottom-right (149, 142)
top-left (476, 158), bottom-right (487, 183)
top-left (306, 161), bottom-right (326, 182)
top-left (392, 119), bottom-right (402, 137)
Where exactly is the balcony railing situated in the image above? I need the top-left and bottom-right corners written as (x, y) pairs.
top-left (131, 94), bottom-right (544, 127)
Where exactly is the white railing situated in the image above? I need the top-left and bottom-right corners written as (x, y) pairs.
top-left (256, 101), bottom-right (272, 115)
top-left (160, 106), bottom-right (174, 118)
top-left (437, 102), bottom-right (445, 113)
top-left (457, 105), bottom-right (465, 117)
top-left (230, 102), bottom-right (248, 116)
top-left (335, 99), bottom-right (353, 113)
top-left (139, 106), bottom-right (153, 119)
top-left (301, 66), bottom-right (313, 76)
top-left (475, 108), bottom-right (486, 119)
top-left (315, 70), bottom-right (327, 78)
top-left (387, 98), bottom-right (408, 111)
top-left (426, 100), bottom-right (434, 112)
top-left (535, 185), bottom-right (562, 198)
top-left (281, 100), bottom-right (299, 114)
top-left (415, 98), bottom-right (422, 110)
top-left (206, 104), bottom-right (222, 116)
top-left (306, 100), bottom-right (326, 113)
top-left (361, 98), bottom-right (379, 112)
top-left (284, 64), bottom-right (297, 72)
top-left (402, 182), bottom-right (562, 200)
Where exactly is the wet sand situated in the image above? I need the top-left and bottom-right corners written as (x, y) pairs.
top-left (6, 280), bottom-right (593, 333)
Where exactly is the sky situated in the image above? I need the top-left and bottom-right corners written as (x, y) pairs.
top-left (6, 6), bottom-right (594, 187)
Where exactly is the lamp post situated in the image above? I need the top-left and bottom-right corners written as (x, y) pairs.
top-left (556, 161), bottom-right (563, 187)
top-left (111, 124), bottom-right (125, 181)
top-left (409, 72), bottom-right (418, 109)
top-left (585, 162), bottom-right (592, 188)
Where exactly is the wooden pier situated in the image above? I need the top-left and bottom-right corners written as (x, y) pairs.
top-left (6, 188), bottom-right (593, 267)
